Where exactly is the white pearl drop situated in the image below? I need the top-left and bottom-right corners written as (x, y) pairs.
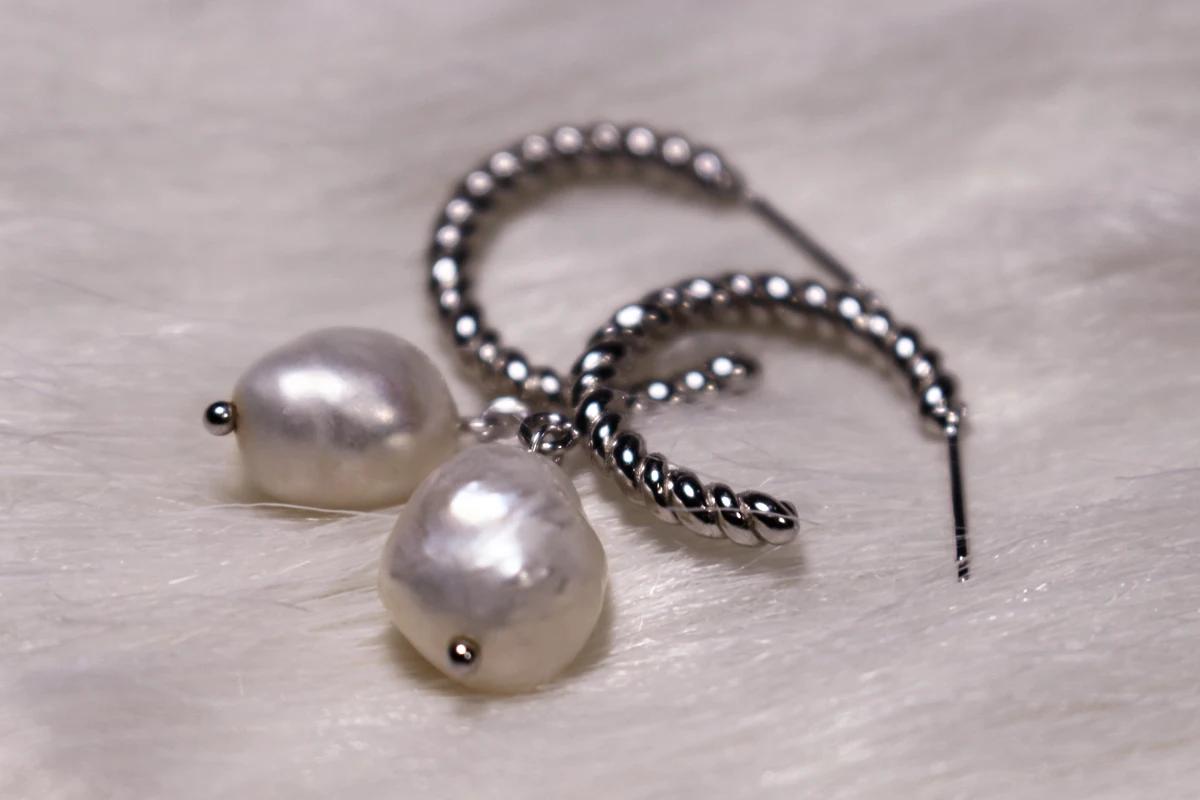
top-left (231, 327), bottom-right (459, 509)
top-left (379, 445), bottom-right (607, 693)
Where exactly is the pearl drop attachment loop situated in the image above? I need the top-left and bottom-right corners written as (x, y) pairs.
top-left (464, 395), bottom-right (532, 443)
top-left (518, 411), bottom-right (579, 462)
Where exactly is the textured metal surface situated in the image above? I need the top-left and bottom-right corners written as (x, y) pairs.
top-left (569, 272), bottom-right (967, 548)
top-left (425, 122), bottom-right (858, 408)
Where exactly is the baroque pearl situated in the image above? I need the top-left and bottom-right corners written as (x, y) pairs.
top-left (230, 327), bottom-right (459, 509)
top-left (379, 445), bottom-right (607, 693)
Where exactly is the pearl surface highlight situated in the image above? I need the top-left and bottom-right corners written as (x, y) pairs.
top-left (231, 327), bottom-right (459, 509)
top-left (379, 445), bottom-right (607, 693)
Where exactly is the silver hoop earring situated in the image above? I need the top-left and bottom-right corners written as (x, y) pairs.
top-left (568, 272), bottom-right (971, 581)
top-left (422, 121), bottom-right (966, 580)
top-left (425, 120), bottom-right (860, 407)
top-left (202, 121), bottom-right (968, 695)
top-left (203, 121), bottom-right (847, 511)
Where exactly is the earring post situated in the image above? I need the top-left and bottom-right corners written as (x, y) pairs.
top-left (742, 191), bottom-right (859, 286)
top-left (946, 427), bottom-right (970, 581)
top-left (748, 190), bottom-right (971, 582)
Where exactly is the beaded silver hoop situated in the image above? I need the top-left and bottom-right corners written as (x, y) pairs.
top-left (426, 121), bottom-right (858, 408)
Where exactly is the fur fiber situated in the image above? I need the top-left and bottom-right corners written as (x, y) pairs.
top-left (2, 1), bottom-right (1199, 798)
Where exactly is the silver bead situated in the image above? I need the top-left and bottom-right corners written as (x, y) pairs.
top-left (707, 355), bottom-right (759, 394)
top-left (489, 151), bottom-right (520, 180)
top-left (521, 134), bottom-right (552, 165)
top-left (763, 274), bottom-right (793, 302)
top-left (693, 151), bottom-right (723, 180)
top-left (229, 327), bottom-right (459, 509)
top-left (893, 328), bottom-right (920, 362)
top-left (379, 445), bottom-right (607, 693)
top-left (721, 272), bottom-right (757, 305)
top-left (532, 368), bottom-right (563, 403)
top-left (447, 637), bottom-right (480, 671)
top-left (633, 379), bottom-right (675, 407)
top-left (500, 350), bottom-right (530, 387)
top-left (614, 303), bottom-right (652, 331)
top-left (430, 256), bottom-right (461, 290)
top-left (589, 122), bottom-right (621, 153)
top-left (552, 126), bottom-right (584, 156)
top-left (434, 224), bottom-right (462, 253)
top-left (624, 125), bottom-right (657, 158)
top-left (679, 277), bottom-right (716, 315)
top-left (801, 281), bottom-right (829, 310)
top-left (436, 287), bottom-right (464, 316)
top-left (451, 307), bottom-right (482, 346)
top-left (836, 292), bottom-right (865, 328)
top-left (867, 309), bottom-right (892, 340)
top-left (645, 380), bottom-right (674, 402)
top-left (660, 135), bottom-right (692, 167)
top-left (691, 150), bottom-right (738, 195)
top-left (203, 401), bottom-right (236, 436)
top-left (443, 197), bottom-right (474, 226)
top-left (464, 170), bottom-right (495, 200)
top-left (676, 368), bottom-right (714, 396)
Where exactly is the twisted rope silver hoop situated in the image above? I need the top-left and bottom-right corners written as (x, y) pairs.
top-left (569, 272), bottom-right (971, 580)
top-left (425, 121), bottom-right (969, 580)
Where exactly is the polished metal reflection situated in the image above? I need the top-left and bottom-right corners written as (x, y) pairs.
top-left (447, 637), bottom-right (480, 672)
top-left (567, 272), bottom-right (964, 569)
top-left (426, 121), bottom-right (856, 408)
top-left (203, 401), bottom-right (236, 436)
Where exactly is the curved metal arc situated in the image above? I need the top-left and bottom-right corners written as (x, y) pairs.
top-left (426, 121), bottom-right (859, 406)
top-left (569, 271), bottom-right (970, 580)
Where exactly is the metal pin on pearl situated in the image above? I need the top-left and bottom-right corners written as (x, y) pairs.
top-left (448, 638), bottom-right (480, 671)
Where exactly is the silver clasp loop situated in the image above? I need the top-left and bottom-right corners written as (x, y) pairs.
top-left (463, 396), bottom-right (531, 442)
top-left (463, 399), bottom-right (579, 463)
top-left (518, 412), bottom-right (579, 463)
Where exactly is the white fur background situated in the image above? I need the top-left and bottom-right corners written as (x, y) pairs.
top-left (2, 1), bottom-right (1199, 798)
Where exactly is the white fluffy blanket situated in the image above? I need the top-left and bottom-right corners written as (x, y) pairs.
top-left (3, 1), bottom-right (1198, 798)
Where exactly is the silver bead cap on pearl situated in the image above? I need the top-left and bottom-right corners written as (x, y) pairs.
top-left (448, 637), bottom-right (480, 672)
top-left (203, 401), bottom-right (236, 436)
